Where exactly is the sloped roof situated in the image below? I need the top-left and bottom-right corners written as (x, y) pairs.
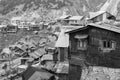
top-left (18, 65), bottom-right (28, 69)
top-left (41, 54), bottom-right (53, 61)
top-left (22, 67), bottom-right (53, 80)
top-left (54, 61), bottom-right (69, 74)
top-left (0, 25), bottom-right (7, 28)
top-left (55, 29), bottom-right (69, 47)
top-left (11, 16), bottom-right (22, 20)
top-left (89, 23), bottom-right (120, 33)
top-left (2, 48), bottom-right (11, 54)
top-left (66, 23), bottom-right (120, 34)
top-left (69, 16), bottom-right (84, 20)
top-left (64, 26), bottom-right (85, 32)
top-left (46, 41), bottom-right (56, 48)
top-left (29, 48), bottom-right (46, 59)
top-left (89, 11), bottom-right (106, 19)
top-left (55, 26), bottom-right (84, 47)
top-left (57, 15), bottom-right (71, 20)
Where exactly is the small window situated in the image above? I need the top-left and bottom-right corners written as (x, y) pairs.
top-left (103, 41), bottom-right (111, 48)
top-left (75, 20), bottom-right (77, 23)
top-left (77, 39), bottom-right (87, 50)
top-left (102, 40), bottom-right (116, 49)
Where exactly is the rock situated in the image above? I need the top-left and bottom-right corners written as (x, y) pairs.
top-left (81, 66), bottom-right (120, 80)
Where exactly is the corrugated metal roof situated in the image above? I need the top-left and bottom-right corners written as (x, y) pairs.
top-left (41, 54), bottom-right (53, 61)
top-left (62, 26), bottom-right (84, 32)
top-left (69, 16), bottom-right (84, 20)
top-left (55, 29), bottom-right (69, 47)
top-left (58, 15), bottom-right (71, 20)
top-left (89, 23), bottom-right (120, 33)
top-left (66, 23), bottom-right (120, 34)
top-left (22, 67), bottom-right (53, 80)
top-left (29, 71), bottom-right (53, 80)
top-left (11, 16), bottom-right (22, 20)
top-left (89, 11), bottom-right (106, 19)
top-left (29, 48), bottom-right (46, 59)
top-left (55, 26), bottom-right (84, 47)
top-left (54, 61), bottom-right (69, 74)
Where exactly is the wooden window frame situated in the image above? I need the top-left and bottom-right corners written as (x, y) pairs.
top-left (77, 39), bottom-right (87, 50)
top-left (101, 40), bottom-right (116, 50)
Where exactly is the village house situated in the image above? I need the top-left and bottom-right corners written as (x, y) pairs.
top-left (5, 25), bottom-right (18, 33)
top-left (0, 24), bottom-right (18, 33)
top-left (11, 16), bottom-right (22, 26)
top-left (54, 25), bottom-right (84, 80)
top-left (57, 15), bottom-right (86, 26)
top-left (0, 25), bottom-right (7, 32)
top-left (87, 11), bottom-right (116, 23)
top-left (68, 16), bottom-right (85, 26)
top-left (57, 15), bottom-right (71, 25)
top-left (11, 16), bottom-right (31, 29)
top-left (66, 23), bottom-right (120, 80)
top-left (55, 28), bottom-right (69, 62)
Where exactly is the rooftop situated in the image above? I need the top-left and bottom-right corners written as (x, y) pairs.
top-left (55, 26), bottom-right (84, 47)
top-left (66, 23), bottom-right (120, 34)
top-left (89, 11), bottom-right (106, 19)
top-left (57, 15), bottom-right (71, 20)
top-left (69, 16), bottom-right (84, 20)
top-left (89, 23), bottom-right (120, 34)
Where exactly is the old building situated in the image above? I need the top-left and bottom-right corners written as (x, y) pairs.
top-left (11, 16), bottom-right (22, 26)
top-left (68, 16), bottom-right (85, 26)
top-left (6, 25), bottom-right (18, 33)
top-left (57, 15), bottom-right (86, 26)
top-left (57, 15), bottom-right (71, 25)
top-left (11, 16), bottom-right (31, 29)
top-left (55, 26), bottom-right (79, 80)
top-left (87, 11), bottom-right (116, 23)
top-left (66, 23), bottom-right (120, 80)
top-left (55, 28), bottom-right (69, 62)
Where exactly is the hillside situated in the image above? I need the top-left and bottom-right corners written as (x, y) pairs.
top-left (0, 0), bottom-right (107, 16)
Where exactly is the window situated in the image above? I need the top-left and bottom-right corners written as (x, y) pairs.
top-left (75, 20), bottom-right (77, 23)
top-left (101, 40), bottom-right (116, 49)
top-left (77, 39), bottom-right (87, 50)
top-left (103, 41), bottom-right (111, 48)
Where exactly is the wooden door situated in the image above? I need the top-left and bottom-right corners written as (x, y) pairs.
top-left (69, 64), bottom-right (82, 80)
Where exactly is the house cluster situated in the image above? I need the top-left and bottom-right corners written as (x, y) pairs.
top-left (0, 30), bottom-right (61, 80)
top-left (1, 1), bottom-right (120, 79)
top-left (0, 11), bottom-right (55, 34)
top-left (10, 12), bottom-right (40, 29)
top-left (54, 10), bottom-right (120, 80)
top-left (1, 10), bottom-right (120, 80)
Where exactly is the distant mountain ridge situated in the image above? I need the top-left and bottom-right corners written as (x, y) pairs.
top-left (0, 0), bottom-right (107, 15)
top-left (0, 0), bottom-right (120, 20)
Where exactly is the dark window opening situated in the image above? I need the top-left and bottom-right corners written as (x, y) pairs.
top-left (102, 40), bottom-right (116, 49)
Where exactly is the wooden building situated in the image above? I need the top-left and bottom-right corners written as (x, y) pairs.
top-left (57, 15), bottom-right (86, 26)
top-left (68, 16), bottom-right (85, 26)
top-left (88, 11), bottom-right (116, 23)
top-left (57, 15), bottom-right (71, 25)
top-left (1, 25), bottom-right (18, 33)
top-left (6, 25), bottom-right (18, 33)
top-left (66, 23), bottom-right (120, 80)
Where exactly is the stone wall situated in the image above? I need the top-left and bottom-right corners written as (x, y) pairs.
top-left (81, 66), bottom-right (120, 80)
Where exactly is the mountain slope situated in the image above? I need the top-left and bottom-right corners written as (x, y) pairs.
top-left (1, 0), bottom-right (120, 19)
top-left (0, 0), bottom-right (107, 15)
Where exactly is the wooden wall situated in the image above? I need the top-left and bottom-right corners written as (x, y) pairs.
top-left (69, 26), bottom-right (120, 68)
